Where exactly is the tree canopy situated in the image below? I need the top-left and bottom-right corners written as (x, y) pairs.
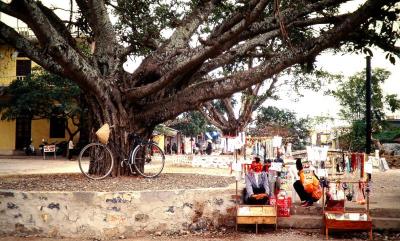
top-left (1, 0), bottom-right (399, 175)
top-left (168, 111), bottom-right (215, 137)
top-left (0, 0), bottom-right (399, 132)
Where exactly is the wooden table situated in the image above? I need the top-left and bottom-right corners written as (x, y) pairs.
top-left (324, 211), bottom-right (372, 240)
top-left (236, 205), bottom-right (277, 233)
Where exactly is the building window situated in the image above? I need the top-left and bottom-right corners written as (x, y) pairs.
top-left (16, 59), bottom-right (31, 77)
top-left (50, 117), bottom-right (65, 138)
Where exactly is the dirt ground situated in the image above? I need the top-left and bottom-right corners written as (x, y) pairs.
top-left (1, 229), bottom-right (399, 241)
top-left (0, 172), bottom-right (235, 192)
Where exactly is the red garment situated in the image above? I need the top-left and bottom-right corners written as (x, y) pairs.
top-left (351, 153), bottom-right (357, 171)
top-left (350, 153), bottom-right (365, 177)
top-left (250, 161), bottom-right (263, 172)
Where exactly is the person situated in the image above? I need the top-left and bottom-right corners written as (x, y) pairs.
top-left (172, 143), bottom-right (177, 154)
top-left (293, 158), bottom-right (322, 207)
top-left (274, 151), bottom-right (284, 163)
top-left (243, 156), bottom-right (271, 205)
top-left (205, 140), bottom-right (212, 155)
top-left (181, 142), bottom-right (185, 154)
top-left (68, 140), bottom-right (74, 160)
top-left (166, 143), bottom-right (171, 154)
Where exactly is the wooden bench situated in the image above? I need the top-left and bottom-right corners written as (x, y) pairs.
top-left (236, 205), bottom-right (277, 233)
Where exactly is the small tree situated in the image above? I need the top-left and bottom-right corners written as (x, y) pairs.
top-left (200, 68), bottom-right (339, 136)
top-left (252, 106), bottom-right (311, 150)
top-left (168, 111), bottom-right (216, 138)
top-left (331, 68), bottom-right (400, 151)
top-left (0, 68), bottom-right (84, 142)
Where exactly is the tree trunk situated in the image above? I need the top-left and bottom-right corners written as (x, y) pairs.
top-left (84, 91), bottom-right (153, 177)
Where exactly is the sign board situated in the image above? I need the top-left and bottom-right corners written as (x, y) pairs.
top-left (43, 145), bottom-right (56, 160)
top-left (43, 145), bottom-right (56, 153)
top-left (270, 162), bottom-right (282, 172)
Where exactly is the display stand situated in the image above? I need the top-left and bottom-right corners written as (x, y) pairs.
top-left (324, 210), bottom-right (372, 240)
top-left (235, 151), bottom-right (278, 233)
top-left (323, 180), bottom-right (372, 240)
top-left (236, 204), bottom-right (277, 233)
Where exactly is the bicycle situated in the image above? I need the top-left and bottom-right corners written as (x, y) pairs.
top-left (78, 124), bottom-right (165, 180)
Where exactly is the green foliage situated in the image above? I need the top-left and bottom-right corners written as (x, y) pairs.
top-left (373, 128), bottom-right (400, 143)
top-left (113, 0), bottom-right (185, 55)
top-left (331, 68), bottom-right (400, 151)
top-left (0, 68), bottom-right (82, 121)
top-left (255, 106), bottom-right (311, 150)
top-left (331, 68), bottom-right (399, 125)
top-left (169, 111), bottom-right (215, 137)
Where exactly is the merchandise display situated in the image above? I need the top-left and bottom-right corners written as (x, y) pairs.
top-left (322, 151), bottom-right (373, 240)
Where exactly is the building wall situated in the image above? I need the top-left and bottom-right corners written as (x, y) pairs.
top-left (0, 43), bottom-right (79, 153)
top-left (0, 119), bottom-right (16, 154)
top-left (0, 45), bottom-right (18, 86)
top-left (31, 119), bottom-right (80, 148)
top-left (152, 135), bottom-right (165, 152)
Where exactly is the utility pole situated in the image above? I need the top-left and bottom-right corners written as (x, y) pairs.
top-left (365, 56), bottom-right (372, 154)
top-left (366, 56), bottom-right (372, 181)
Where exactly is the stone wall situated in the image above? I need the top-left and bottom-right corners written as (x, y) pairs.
top-left (0, 188), bottom-right (237, 239)
top-left (166, 154), bottom-right (238, 168)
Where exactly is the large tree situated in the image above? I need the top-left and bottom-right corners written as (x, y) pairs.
top-left (0, 0), bottom-right (399, 176)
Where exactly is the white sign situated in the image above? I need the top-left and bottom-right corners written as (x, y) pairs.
top-left (317, 168), bottom-right (327, 177)
top-left (365, 161), bottom-right (373, 174)
top-left (43, 145), bottom-right (56, 153)
top-left (272, 136), bottom-right (282, 148)
top-left (231, 162), bottom-right (242, 172)
top-left (270, 162), bottom-right (282, 172)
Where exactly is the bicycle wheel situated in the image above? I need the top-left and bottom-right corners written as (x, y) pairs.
top-left (131, 143), bottom-right (165, 178)
top-left (78, 143), bottom-right (114, 180)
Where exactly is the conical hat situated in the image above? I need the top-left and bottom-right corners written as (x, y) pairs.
top-left (96, 123), bottom-right (110, 144)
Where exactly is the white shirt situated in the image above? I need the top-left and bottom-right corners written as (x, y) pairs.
top-left (254, 173), bottom-right (260, 187)
top-left (68, 140), bottom-right (74, 149)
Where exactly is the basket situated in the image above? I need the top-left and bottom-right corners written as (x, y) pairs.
top-left (96, 123), bottom-right (110, 144)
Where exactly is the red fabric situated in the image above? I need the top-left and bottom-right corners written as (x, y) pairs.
top-left (359, 154), bottom-right (365, 178)
top-left (351, 153), bottom-right (357, 171)
top-left (350, 153), bottom-right (365, 177)
top-left (250, 161), bottom-right (263, 172)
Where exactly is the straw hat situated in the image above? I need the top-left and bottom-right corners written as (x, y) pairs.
top-left (96, 123), bottom-right (110, 144)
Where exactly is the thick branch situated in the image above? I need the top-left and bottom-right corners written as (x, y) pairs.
top-left (0, 1), bottom-right (25, 20)
top-left (253, 76), bottom-right (279, 109)
top-left (126, 0), bottom-right (269, 100)
top-left (199, 103), bottom-right (227, 130)
top-left (163, 0), bottom-right (215, 51)
top-left (0, 22), bottom-right (64, 76)
top-left (137, 0), bottom-right (387, 123)
top-left (75, 0), bottom-right (122, 62)
top-left (222, 98), bottom-right (236, 121)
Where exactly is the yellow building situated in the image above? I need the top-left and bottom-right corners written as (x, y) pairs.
top-left (0, 28), bottom-right (79, 155)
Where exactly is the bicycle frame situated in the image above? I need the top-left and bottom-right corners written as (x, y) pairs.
top-left (105, 133), bottom-right (153, 166)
